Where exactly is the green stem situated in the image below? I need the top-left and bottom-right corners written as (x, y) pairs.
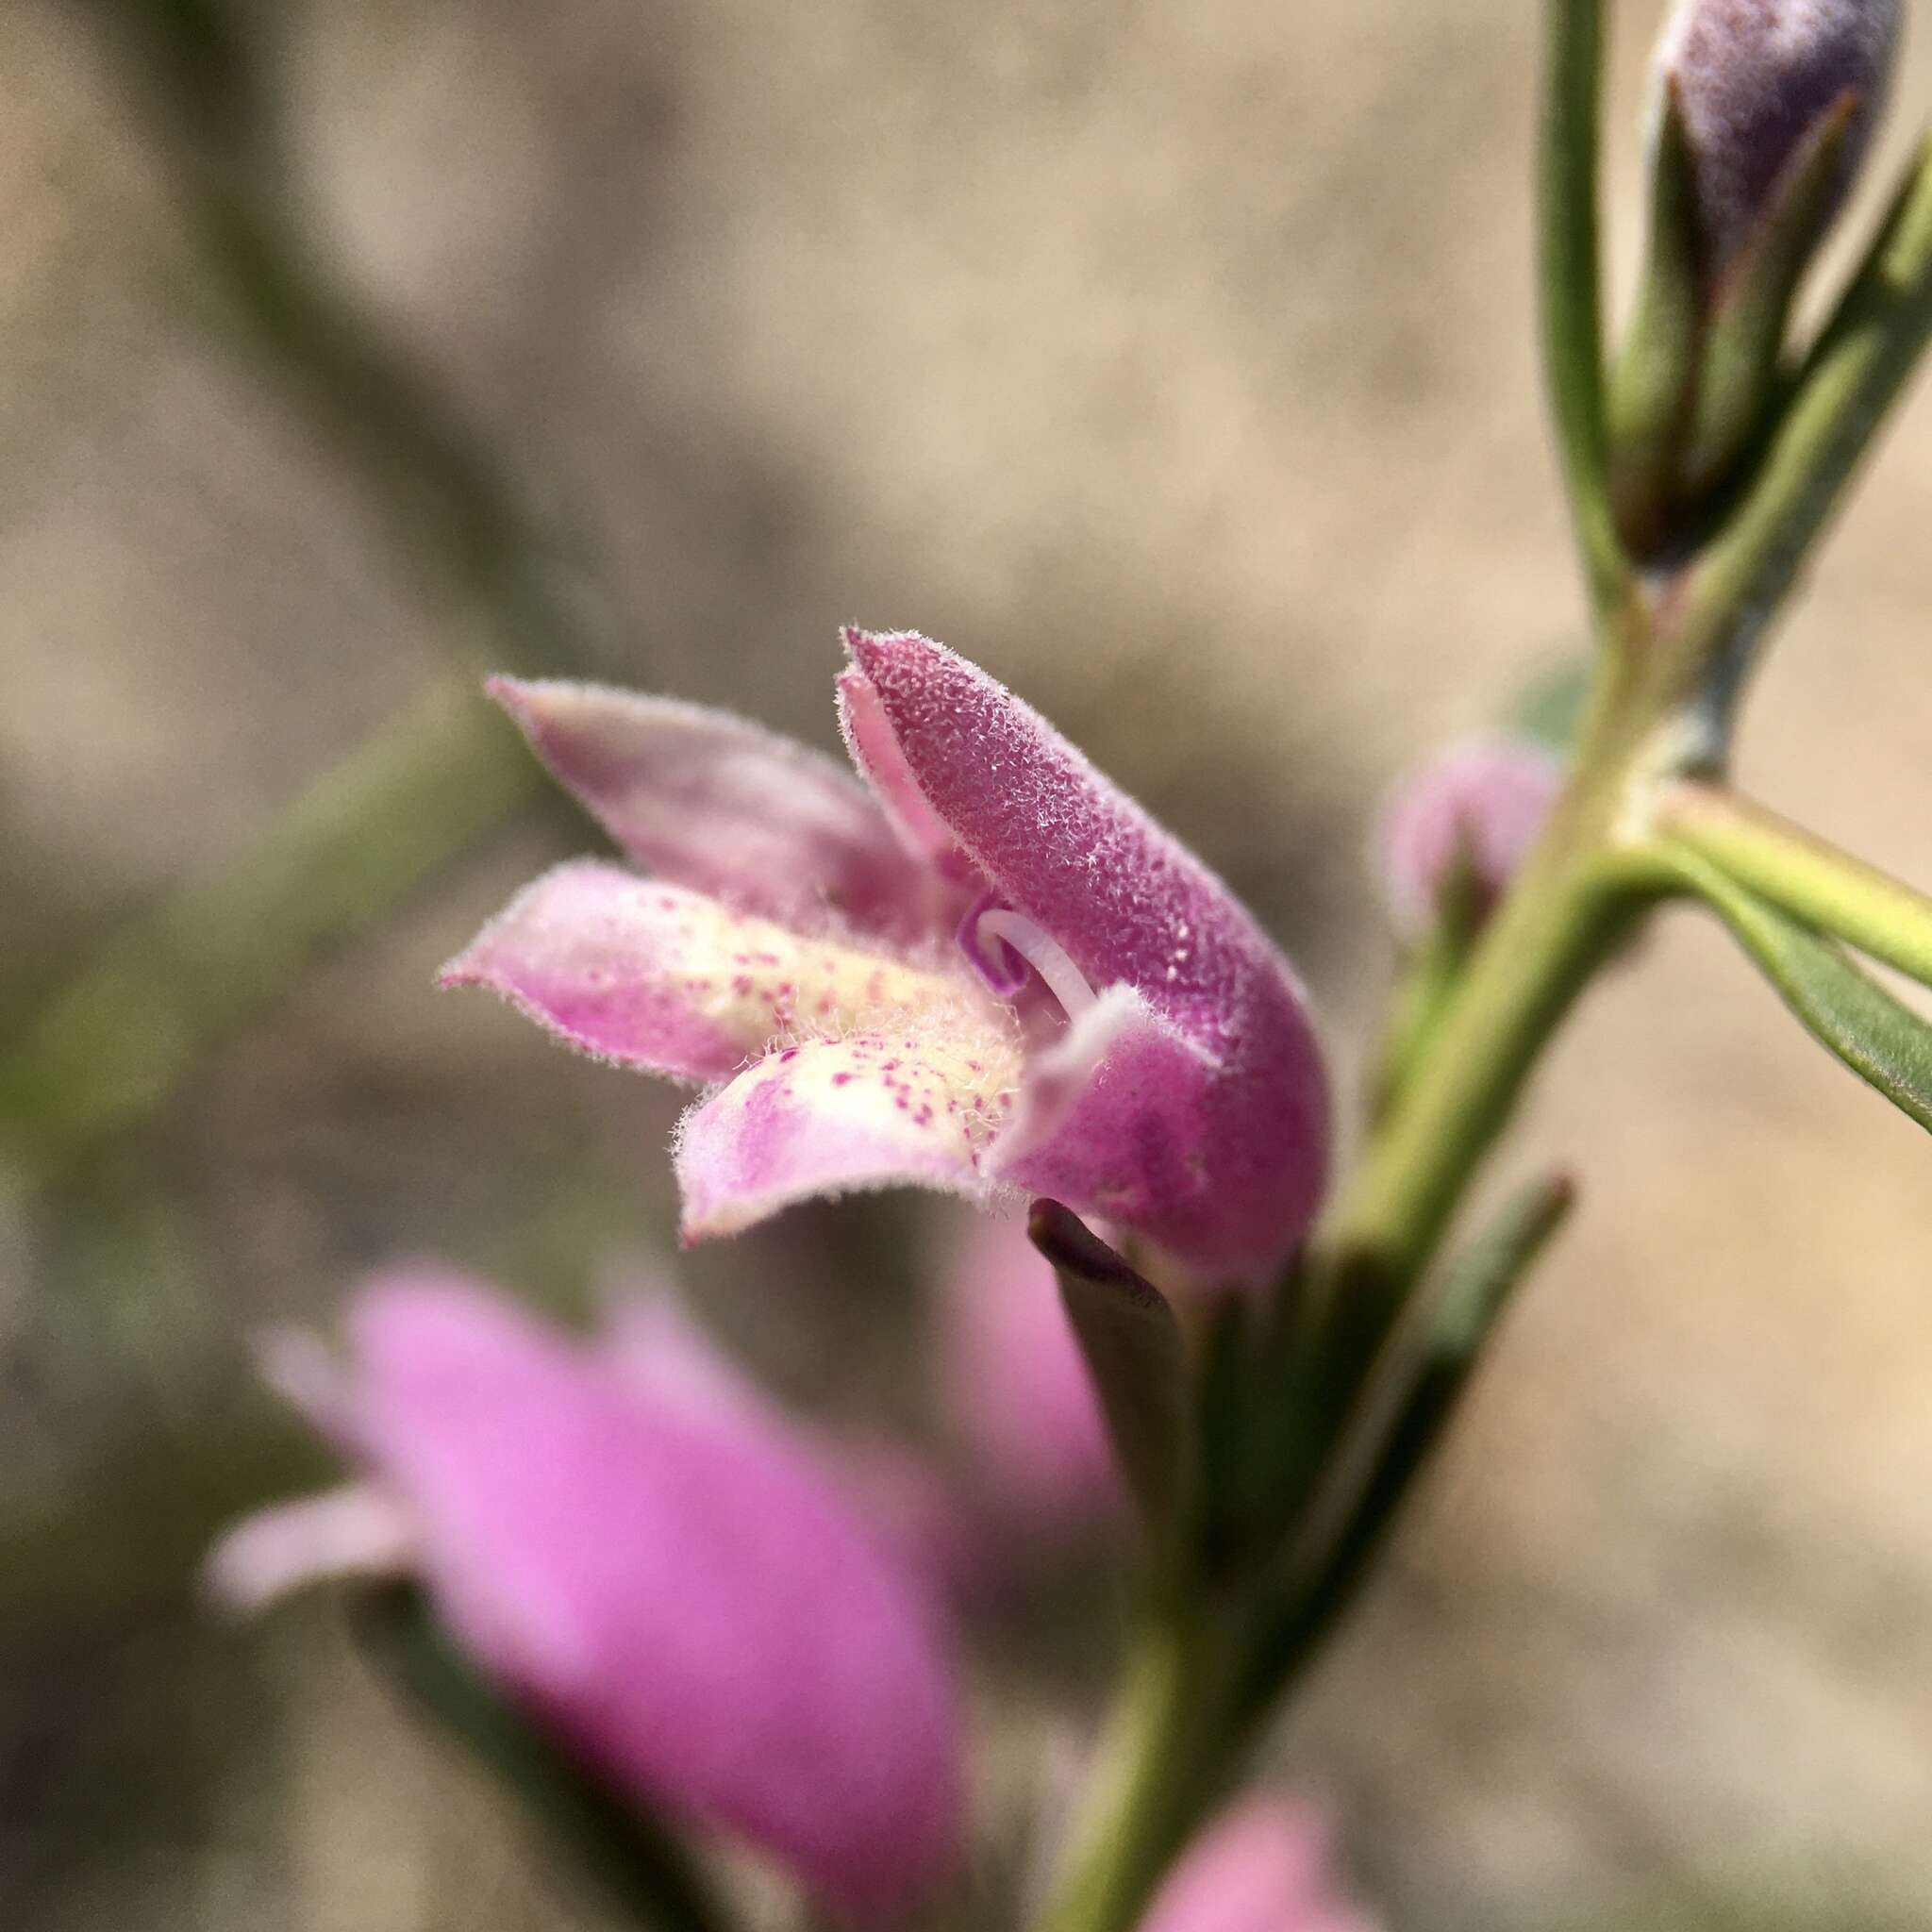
top-left (1030, 1612), bottom-right (1240, 1932)
top-left (0, 685), bottom-right (542, 1187)
top-left (1653, 781), bottom-right (1932, 986)
top-left (1538, 0), bottom-right (1628, 615)
top-left (1319, 680), bottom-right (1645, 1320)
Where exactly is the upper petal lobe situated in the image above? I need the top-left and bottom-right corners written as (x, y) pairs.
top-left (490, 677), bottom-right (933, 938)
top-left (842, 631), bottom-right (1330, 1275)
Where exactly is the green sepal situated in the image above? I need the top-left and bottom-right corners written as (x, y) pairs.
top-left (1029, 1200), bottom-right (1191, 1535)
top-left (355, 1583), bottom-right (732, 1932)
top-left (1429, 1169), bottom-right (1577, 1355)
top-left (1677, 850), bottom-right (1932, 1135)
top-left (1608, 79), bottom-right (1707, 555)
top-left (1243, 1173), bottom-right (1574, 1698)
top-left (1370, 842), bottom-right (1490, 1125)
top-left (1679, 90), bottom-right (1861, 504)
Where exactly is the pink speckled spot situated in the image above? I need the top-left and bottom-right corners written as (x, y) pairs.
top-left (440, 860), bottom-right (973, 1082)
top-left (489, 677), bottom-right (931, 938)
top-left (1374, 737), bottom-right (1564, 940)
top-left (675, 1029), bottom-right (1021, 1240)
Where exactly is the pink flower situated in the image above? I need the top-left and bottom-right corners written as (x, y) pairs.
top-left (207, 1270), bottom-right (963, 1917)
top-left (441, 631), bottom-right (1329, 1285)
top-left (935, 1208), bottom-right (1122, 1537)
top-left (1140, 1795), bottom-right (1379, 1932)
top-left (1374, 737), bottom-right (1563, 940)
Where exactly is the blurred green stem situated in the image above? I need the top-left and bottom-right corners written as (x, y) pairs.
top-left (0, 2), bottom-right (623, 1182)
top-left (1652, 781), bottom-right (1932, 986)
top-left (1537, 0), bottom-right (1628, 616)
top-left (0, 683), bottom-right (541, 1187)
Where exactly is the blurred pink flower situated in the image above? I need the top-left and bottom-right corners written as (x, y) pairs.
top-left (441, 629), bottom-right (1329, 1285)
top-left (1141, 1795), bottom-right (1379, 1932)
top-left (936, 1209), bottom-right (1121, 1537)
top-left (1374, 737), bottom-right (1563, 940)
top-left (208, 1269), bottom-right (962, 1917)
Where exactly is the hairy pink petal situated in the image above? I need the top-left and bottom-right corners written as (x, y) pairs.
top-left (937, 1210), bottom-right (1118, 1532)
top-left (837, 668), bottom-right (977, 883)
top-left (488, 677), bottom-right (932, 937)
top-left (841, 631), bottom-right (1329, 1277)
top-left (1141, 1797), bottom-right (1379, 1932)
top-left (1374, 737), bottom-right (1563, 939)
top-left (345, 1271), bottom-right (963, 1916)
top-left (675, 1024), bottom-right (1023, 1241)
top-left (997, 987), bottom-right (1324, 1284)
top-left (440, 860), bottom-right (968, 1082)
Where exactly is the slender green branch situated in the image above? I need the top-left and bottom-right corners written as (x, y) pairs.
top-left (0, 3), bottom-right (625, 1186)
top-left (0, 686), bottom-right (542, 1187)
top-left (1653, 780), bottom-right (1932, 986)
top-left (1538, 0), bottom-right (1630, 615)
top-left (1030, 1613), bottom-right (1241, 1932)
top-left (1680, 136), bottom-right (1932, 705)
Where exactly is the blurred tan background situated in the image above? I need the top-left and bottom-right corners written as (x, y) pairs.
top-left (6, 1), bottom-right (1932, 1926)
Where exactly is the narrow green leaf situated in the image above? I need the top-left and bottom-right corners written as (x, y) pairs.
top-left (1246, 1174), bottom-right (1574, 1705)
top-left (1028, 1201), bottom-right (1189, 1531)
top-left (1607, 79), bottom-right (1707, 554)
top-left (357, 1584), bottom-right (733, 1932)
top-left (1538, 0), bottom-right (1628, 611)
top-left (1678, 851), bottom-right (1932, 1133)
top-left (1430, 1169), bottom-right (1577, 1357)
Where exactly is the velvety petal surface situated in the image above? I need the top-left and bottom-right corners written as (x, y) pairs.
top-left (675, 1020), bottom-right (1023, 1240)
top-left (489, 677), bottom-right (932, 936)
top-left (348, 1271), bottom-right (963, 1916)
top-left (841, 631), bottom-right (1330, 1277)
top-left (440, 860), bottom-right (972, 1082)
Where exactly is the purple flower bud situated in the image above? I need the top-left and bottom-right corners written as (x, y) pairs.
top-left (208, 1270), bottom-right (963, 1917)
top-left (1374, 738), bottom-right (1564, 940)
top-left (1657, 0), bottom-right (1900, 276)
top-left (1140, 1794), bottom-right (1380, 1932)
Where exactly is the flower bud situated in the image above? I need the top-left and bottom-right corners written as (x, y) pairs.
top-left (1611, 0), bottom-right (1900, 547)
top-left (1140, 1795), bottom-right (1380, 1932)
top-left (1659, 0), bottom-right (1898, 280)
top-left (208, 1270), bottom-right (963, 1917)
top-left (1374, 738), bottom-right (1563, 941)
